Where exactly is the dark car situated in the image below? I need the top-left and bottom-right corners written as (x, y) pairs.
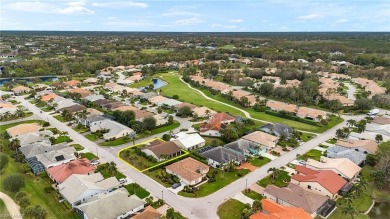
top-left (172, 183), bottom-right (181, 189)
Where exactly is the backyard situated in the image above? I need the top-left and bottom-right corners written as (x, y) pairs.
top-left (178, 168), bottom-right (250, 197)
top-left (258, 170), bottom-right (291, 188)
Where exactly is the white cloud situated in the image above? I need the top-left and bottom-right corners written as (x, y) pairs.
top-left (104, 20), bottom-right (153, 27)
top-left (335, 18), bottom-right (348, 23)
top-left (229, 19), bottom-right (243, 23)
top-left (7, 1), bottom-right (94, 14)
top-left (297, 13), bottom-right (321, 20)
top-left (162, 11), bottom-right (199, 17)
top-left (92, 1), bottom-right (148, 8)
top-left (174, 17), bottom-right (203, 25)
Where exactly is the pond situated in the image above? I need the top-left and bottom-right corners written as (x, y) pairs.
top-left (368, 202), bottom-right (390, 219)
top-left (0, 76), bottom-right (59, 86)
top-left (139, 78), bottom-right (167, 90)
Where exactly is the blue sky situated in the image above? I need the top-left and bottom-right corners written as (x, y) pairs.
top-left (1, 0), bottom-right (389, 31)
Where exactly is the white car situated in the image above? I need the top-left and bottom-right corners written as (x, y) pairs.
top-left (90, 159), bottom-right (100, 165)
top-left (119, 178), bottom-right (127, 184)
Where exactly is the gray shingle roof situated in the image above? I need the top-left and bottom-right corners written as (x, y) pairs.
top-left (19, 140), bottom-right (69, 158)
top-left (201, 146), bottom-right (245, 164)
top-left (327, 146), bottom-right (366, 165)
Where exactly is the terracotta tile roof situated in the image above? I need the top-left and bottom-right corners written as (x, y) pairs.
top-left (264, 183), bottom-right (328, 214)
top-left (266, 101), bottom-right (297, 113)
top-left (41, 93), bottom-right (60, 102)
top-left (133, 110), bottom-right (154, 120)
top-left (192, 106), bottom-right (217, 117)
top-left (113, 105), bottom-right (139, 112)
top-left (249, 199), bottom-right (312, 219)
top-left (64, 80), bottom-right (80, 87)
top-left (148, 95), bottom-right (168, 104)
top-left (166, 158), bottom-right (209, 182)
top-left (132, 206), bottom-right (161, 219)
top-left (292, 165), bottom-right (347, 195)
top-left (132, 72), bottom-right (143, 76)
top-left (335, 139), bottom-right (378, 154)
top-left (69, 88), bottom-right (92, 98)
top-left (296, 107), bottom-right (327, 119)
top-left (306, 157), bottom-right (361, 179)
top-left (6, 123), bottom-right (41, 137)
top-left (47, 159), bottom-right (95, 183)
top-left (232, 90), bottom-right (251, 98)
top-left (175, 102), bottom-right (197, 110)
top-left (242, 131), bottom-right (279, 148)
top-left (0, 102), bottom-right (16, 109)
top-left (324, 95), bottom-right (354, 106)
top-left (201, 113), bottom-right (236, 131)
top-left (11, 85), bottom-right (31, 93)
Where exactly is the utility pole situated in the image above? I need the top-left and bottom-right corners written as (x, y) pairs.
top-left (96, 148), bottom-right (99, 157)
top-left (245, 179), bottom-right (248, 192)
top-left (161, 190), bottom-right (164, 202)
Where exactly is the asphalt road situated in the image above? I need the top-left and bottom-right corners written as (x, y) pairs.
top-left (16, 95), bottom-right (382, 219)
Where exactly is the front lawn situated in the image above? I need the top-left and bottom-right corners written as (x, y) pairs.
top-left (136, 121), bottom-right (181, 139)
top-left (73, 125), bottom-right (89, 133)
top-left (125, 183), bottom-right (150, 199)
top-left (96, 163), bottom-right (126, 180)
top-left (327, 138), bottom-right (337, 144)
top-left (71, 144), bottom-right (84, 151)
top-left (80, 152), bottom-right (98, 160)
top-left (298, 149), bottom-right (323, 161)
top-left (53, 136), bottom-right (72, 144)
top-left (99, 136), bottom-right (133, 146)
top-left (249, 157), bottom-right (271, 167)
top-left (119, 144), bottom-right (157, 170)
top-left (300, 132), bottom-right (316, 142)
top-left (258, 170), bottom-right (291, 188)
top-left (53, 115), bottom-right (67, 122)
top-left (178, 168), bottom-right (249, 197)
top-left (145, 169), bottom-right (180, 188)
top-left (217, 199), bottom-right (248, 219)
top-left (243, 190), bottom-right (263, 200)
top-left (85, 133), bottom-right (99, 141)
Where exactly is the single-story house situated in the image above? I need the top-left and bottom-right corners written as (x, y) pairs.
top-left (199, 113), bottom-right (236, 137)
top-left (153, 114), bottom-right (169, 126)
top-left (113, 105), bottom-right (139, 112)
top-left (241, 131), bottom-right (279, 151)
top-left (132, 206), bottom-right (162, 219)
top-left (148, 95), bottom-right (168, 105)
top-left (259, 123), bottom-right (294, 139)
top-left (200, 146), bottom-right (245, 168)
top-left (0, 102), bottom-right (17, 114)
top-left (157, 99), bottom-right (182, 108)
top-left (90, 119), bottom-right (135, 140)
top-left (165, 158), bottom-right (209, 185)
top-left (60, 104), bottom-right (87, 114)
top-left (13, 130), bottom-right (53, 146)
top-left (68, 88), bottom-right (92, 98)
top-left (19, 140), bottom-right (68, 159)
top-left (263, 183), bottom-right (334, 218)
top-left (224, 139), bottom-right (261, 156)
top-left (141, 140), bottom-right (182, 161)
top-left (371, 116), bottom-right (390, 125)
top-left (266, 100), bottom-right (297, 114)
top-left (249, 199), bottom-right (312, 219)
top-left (6, 123), bottom-right (42, 138)
top-left (54, 99), bottom-right (78, 111)
top-left (174, 102), bottom-right (197, 111)
top-left (296, 107), bottom-right (328, 122)
top-left (335, 139), bottom-right (378, 154)
top-left (47, 158), bottom-right (95, 184)
top-left (192, 106), bottom-right (217, 118)
top-left (58, 173), bottom-right (120, 207)
top-left (34, 146), bottom-right (77, 169)
top-left (64, 80), bottom-right (81, 88)
top-left (83, 94), bottom-right (105, 102)
top-left (134, 110), bottom-right (155, 121)
top-left (291, 165), bottom-right (348, 198)
top-left (305, 157), bottom-right (361, 181)
top-left (75, 188), bottom-right (145, 219)
top-left (83, 78), bottom-right (98, 84)
top-left (327, 146), bottom-right (367, 166)
top-left (171, 132), bottom-right (205, 150)
top-left (11, 85), bottom-right (31, 94)
top-left (365, 124), bottom-right (390, 137)
top-left (78, 115), bottom-right (106, 127)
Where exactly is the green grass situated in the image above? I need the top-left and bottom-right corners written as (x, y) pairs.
top-left (249, 157), bottom-right (271, 167)
top-left (300, 132), bottom-right (316, 142)
top-left (217, 199), bottom-right (248, 219)
top-left (145, 169), bottom-right (174, 188)
top-left (96, 163), bottom-right (126, 180)
top-left (203, 137), bottom-right (225, 147)
top-left (129, 78), bottom-right (154, 88)
top-left (119, 145), bottom-right (157, 170)
top-left (298, 149), bottom-right (323, 161)
top-left (47, 127), bottom-right (60, 134)
top-left (243, 190), bottom-right (263, 201)
top-left (158, 72), bottom-right (343, 133)
top-left (85, 133), bottom-right (99, 141)
top-left (0, 120), bottom-right (44, 131)
top-left (258, 170), bottom-right (291, 188)
top-left (53, 115), bottom-right (67, 122)
top-left (73, 125), bottom-right (89, 133)
top-left (178, 168), bottom-right (250, 197)
top-left (70, 144), bottom-right (84, 151)
top-left (136, 121), bottom-right (181, 139)
top-left (80, 152), bottom-right (98, 160)
top-left (125, 183), bottom-right (150, 199)
top-left (99, 137), bottom-right (133, 146)
top-left (327, 138), bottom-right (337, 144)
top-left (53, 136), bottom-right (71, 144)
top-left (0, 199), bottom-right (10, 218)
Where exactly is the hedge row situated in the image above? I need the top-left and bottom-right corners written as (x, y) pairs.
top-left (264, 110), bottom-right (319, 126)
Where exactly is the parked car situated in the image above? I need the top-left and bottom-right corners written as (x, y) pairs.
top-left (90, 159), bottom-right (100, 165)
top-left (119, 178), bottom-right (127, 184)
top-left (298, 160), bottom-right (306, 165)
top-left (172, 183), bottom-right (181, 189)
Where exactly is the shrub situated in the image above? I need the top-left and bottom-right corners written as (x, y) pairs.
top-left (44, 186), bottom-right (55, 194)
top-left (42, 122), bottom-right (50, 127)
top-left (23, 205), bottom-right (47, 219)
top-left (3, 173), bottom-right (25, 192)
top-left (0, 153), bottom-right (9, 171)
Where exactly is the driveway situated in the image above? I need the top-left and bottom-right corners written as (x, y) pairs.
top-left (345, 83), bottom-right (357, 101)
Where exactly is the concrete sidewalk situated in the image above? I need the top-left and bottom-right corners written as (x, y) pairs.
top-left (0, 192), bottom-right (22, 219)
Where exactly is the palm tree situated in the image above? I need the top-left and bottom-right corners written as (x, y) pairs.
top-left (347, 119), bottom-right (356, 128)
top-left (10, 138), bottom-right (20, 154)
top-left (107, 162), bottom-right (117, 176)
top-left (341, 204), bottom-right (358, 219)
top-left (267, 168), bottom-right (281, 184)
top-left (15, 108), bottom-right (25, 118)
top-left (205, 109), bottom-right (210, 118)
top-left (252, 200), bottom-right (262, 212)
top-left (336, 129), bottom-right (344, 139)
